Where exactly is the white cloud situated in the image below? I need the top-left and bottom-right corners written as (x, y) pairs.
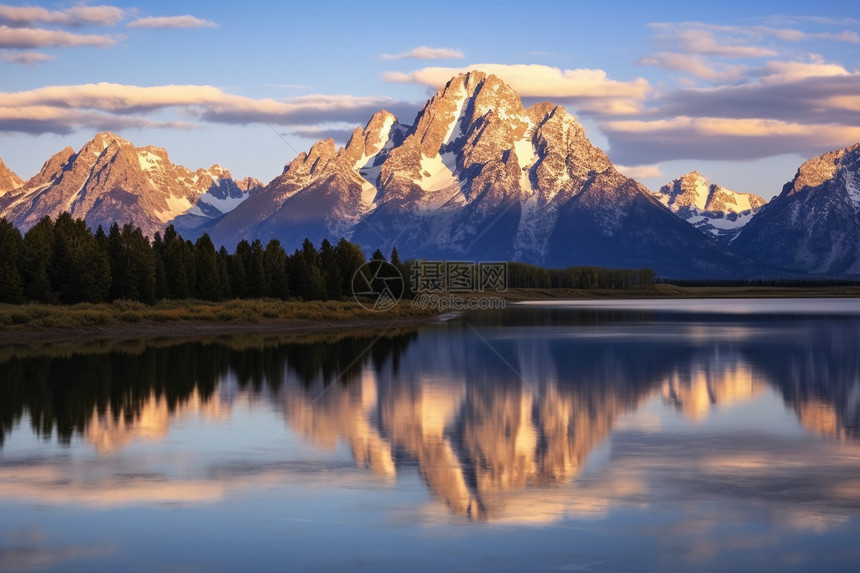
top-left (2, 50), bottom-right (54, 65)
top-left (384, 63), bottom-right (649, 116)
top-left (386, 63), bottom-right (649, 98)
top-left (615, 164), bottom-right (664, 179)
top-left (0, 82), bottom-right (415, 135)
top-left (602, 116), bottom-right (860, 163)
top-left (650, 24), bottom-right (776, 59)
top-left (65, 5), bottom-right (125, 26)
top-left (0, 4), bottom-right (124, 27)
top-left (749, 59), bottom-right (850, 82)
top-left (127, 15), bottom-right (218, 29)
top-left (674, 29), bottom-right (776, 58)
top-left (0, 25), bottom-right (114, 48)
top-left (381, 46), bottom-right (464, 60)
top-left (636, 52), bottom-right (746, 82)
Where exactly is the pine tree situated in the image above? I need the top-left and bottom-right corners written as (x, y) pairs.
top-left (194, 233), bottom-right (221, 300)
top-left (264, 239), bottom-right (289, 300)
top-left (217, 246), bottom-right (233, 299)
top-left (152, 232), bottom-right (170, 299)
top-left (0, 219), bottom-right (24, 303)
top-left (161, 226), bottom-right (193, 299)
top-left (231, 240), bottom-right (252, 298)
top-left (125, 224), bottom-right (156, 304)
top-left (247, 239), bottom-right (268, 298)
top-left (107, 222), bottom-right (128, 300)
top-left (50, 213), bottom-right (110, 303)
top-left (21, 216), bottom-right (54, 302)
top-left (319, 238), bottom-right (341, 299)
top-left (289, 248), bottom-right (326, 300)
top-left (334, 238), bottom-right (365, 298)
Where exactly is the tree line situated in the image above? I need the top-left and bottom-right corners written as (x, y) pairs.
top-left (506, 262), bottom-right (655, 289)
top-left (0, 213), bottom-right (661, 306)
top-left (0, 214), bottom-right (389, 305)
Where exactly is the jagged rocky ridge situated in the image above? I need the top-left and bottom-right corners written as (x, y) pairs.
top-left (211, 72), bottom-right (742, 277)
top-left (655, 171), bottom-right (766, 242)
top-left (0, 132), bottom-right (261, 236)
top-left (732, 143), bottom-right (860, 275)
top-left (3, 72), bottom-right (859, 278)
top-left (0, 157), bottom-right (23, 194)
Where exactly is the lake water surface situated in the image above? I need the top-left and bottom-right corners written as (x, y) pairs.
top-left (1, 299), bottom-right (860, 571)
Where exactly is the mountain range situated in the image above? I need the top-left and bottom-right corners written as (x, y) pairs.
top-left (1, 71), bottom-right (858, 278)
top-left (0, 132), bottom-right (261, 237)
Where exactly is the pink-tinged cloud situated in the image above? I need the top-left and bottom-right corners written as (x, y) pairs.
top-left (0, 25), bottom-right (114, 48)
top-left (288, 125), bottom-right (359, 142)
top-left (658, 72), bottom-right (860, 123)
top-left (2, 51), bottom-right (54, 65)
top-left (748, 60), bottom-right (850, 82)
top-left (670, 29), bottom-right (776, 58)
top-left (0, 82), bottom-right (416, 135)
top-left (0, 105), bottom-right (196, 134)
top-left (603, 117), bottom-right (860, 163)
top-left (614, 164), bottom-right (664, 179)
top-left (636, 52), bottom-right (746, 82)
top-left (0, 4), bottom-right (124, 27)
top-left (381, 46), bottom-right (464, 60)
top-left (127, 16), bottom-right (218, 29)
top-left (65, 5), bottom-right (125, 26)
top-left (384, 63), bottom-right (649, 116)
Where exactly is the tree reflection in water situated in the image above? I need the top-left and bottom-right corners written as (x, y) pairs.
top-left (1, 307), bottom-right (859, 521)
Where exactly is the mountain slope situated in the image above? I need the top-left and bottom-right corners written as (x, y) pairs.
top-left (655, 172), bottom-right (766, 241)
top-left (213, 71), bottom-right (742, 277)
top-left (0, 132), bottom-right (259, 236)
top-left (732, 143), bottom-right (860, 275)
top-left (0, 157), bottom-right (23, 194)
top-left (209, 111), bottom-right (406, 248)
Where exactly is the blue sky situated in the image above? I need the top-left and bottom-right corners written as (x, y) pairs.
top-left (1, 0), bottom-right (859, 198)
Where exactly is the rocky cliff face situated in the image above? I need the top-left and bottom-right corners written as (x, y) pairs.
top-left (732, 143), bottom-right (860, 275)
top-left (0, 132), bottom-right (257, 237)
top-left (0, 157), bottom-right (23, 194)
top-left (655, 172), bottom-right (766, 241)
top-left (212, 72), bottom-right (742, 277)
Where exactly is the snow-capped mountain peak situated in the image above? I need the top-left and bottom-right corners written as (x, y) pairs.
top-left (0, 132), bottom-right (258, 236)
top-left (733, 142), bottom-right (860, 275)
top-left (655, 172), bottom-right (766, 241)
top-left (206, 71), bottom-right (744, 277)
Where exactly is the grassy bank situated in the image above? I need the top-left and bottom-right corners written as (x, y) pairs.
top-left (2, 286), bottom-right (858, 345)
top-left (0, 298), bottom-right (434, 329)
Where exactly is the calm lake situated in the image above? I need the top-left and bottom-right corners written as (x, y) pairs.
top-left (2, 299), bottom-right (860, 572)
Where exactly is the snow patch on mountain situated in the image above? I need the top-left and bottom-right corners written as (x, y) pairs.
top-left (416, 152), bottom-right (458, 192)
top-left (156, 194), bottom-right (194, 223)
top-left (355, 114), bottom-right (396, 171)
top-left (513, 120), bottom-right (538, 192)
top-left (845, 171), bottom-right (860, 207)
top-left (137, 150), bottom-right (164, 172)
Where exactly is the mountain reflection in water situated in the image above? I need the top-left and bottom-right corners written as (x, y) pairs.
top-left (1, 305), bottom-right (859, 526)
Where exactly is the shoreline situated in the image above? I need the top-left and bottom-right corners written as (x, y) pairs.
top-left (0, 315), bottom-right (439, 347)
top-left (2, 286), bottom-right (859, 346)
